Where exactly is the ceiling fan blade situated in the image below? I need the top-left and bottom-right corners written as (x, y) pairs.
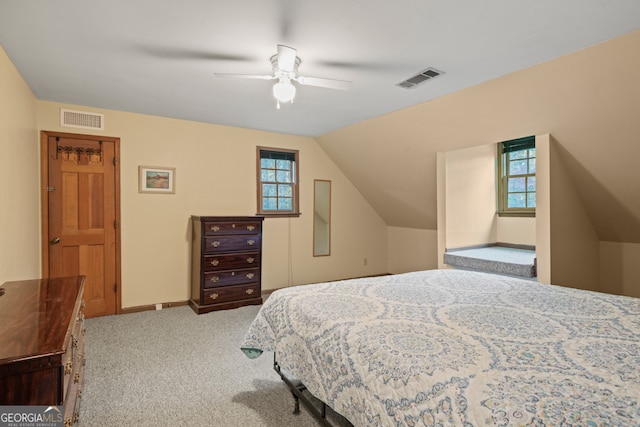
top-left (277, 44), bottom-right (297, 73)
top-left (296, 76), bottom-right (352, 91)
top-left (214, 73), bottom-right (275, 81)
top-left (136, 45), bottom-right (255, 62)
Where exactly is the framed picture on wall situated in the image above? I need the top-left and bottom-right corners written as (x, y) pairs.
top-left (138, 166), bottom-right (175, 194)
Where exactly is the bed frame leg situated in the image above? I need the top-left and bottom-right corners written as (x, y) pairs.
top-left (292, 393), bottom-right (300, 415)
top-left (274, 354), bottom-right (336, 426)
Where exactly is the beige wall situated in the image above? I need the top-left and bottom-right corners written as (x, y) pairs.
top-left (0, 46), bottom-right (40, 284)
top-left (496, 217), bottom-right (536, 246)
top-left (443, 143), bottom-right (497, 249)
top-left (600, 241), bottom-right (640, 298)
top-left (387, 227), bottom-right (437, 274)
top-left (37, 101), bottom-right (387, 308)
top-left (438, 142), bottom-right (536, 254)
top-left (537, 135), bottom-right (600, 291)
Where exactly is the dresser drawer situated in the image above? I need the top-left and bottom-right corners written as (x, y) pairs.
top-left (204, 235), bottom-right (261, 253)
top-left (63, 300), bottom-right (85, 403)
top-left (204, 268), bottom-right (260, 288)
top-left (203, 221), bottom-right (261, 236)
top-left (203, 283), bottom-right (260, 304)
top-left (203, 252), bottom-right (260, 272)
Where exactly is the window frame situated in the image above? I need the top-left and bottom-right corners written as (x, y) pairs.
top-left (497, 136), bottom-right (536, 217)
top-left (256, 146), bottom-right (300, 217)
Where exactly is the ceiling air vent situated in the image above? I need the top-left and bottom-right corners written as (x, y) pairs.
top-left (396, 67), bottom-right (443, 89)
top-left (60, 109), bottom-right (104, 130)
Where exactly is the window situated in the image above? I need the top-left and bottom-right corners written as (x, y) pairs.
top-left (257, 147), bottom-right (300, 216)
top-left (497, 136), bottom-right (536, 216)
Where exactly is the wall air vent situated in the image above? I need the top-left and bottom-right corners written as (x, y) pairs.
top-left (396, 67), bottom-right (443, 89)
top-left (60, 109), bottom-right (104, 130)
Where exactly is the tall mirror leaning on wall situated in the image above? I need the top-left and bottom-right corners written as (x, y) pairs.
top-left (313, 180), bottom-right (331, 256)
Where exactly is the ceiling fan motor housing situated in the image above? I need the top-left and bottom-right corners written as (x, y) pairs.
top-left (271, 54), bottom-right (301, 79)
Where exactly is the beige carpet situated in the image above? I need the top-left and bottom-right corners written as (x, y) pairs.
top-left (78, 305), bottom-right (351, 426)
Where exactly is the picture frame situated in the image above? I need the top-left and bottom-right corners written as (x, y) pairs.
top-left (138, 166), bottom-right (175, 194)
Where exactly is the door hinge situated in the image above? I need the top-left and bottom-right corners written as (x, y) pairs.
top-left (46, 187), bottom-right (55, 192)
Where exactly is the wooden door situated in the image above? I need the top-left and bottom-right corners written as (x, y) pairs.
top-left (41, 131), bottom-right (120, 318)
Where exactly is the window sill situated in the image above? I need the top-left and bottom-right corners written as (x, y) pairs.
top-left (497, 210), bottom-right (536, 218)
top-left (257, 212), bottom-right (302, 218)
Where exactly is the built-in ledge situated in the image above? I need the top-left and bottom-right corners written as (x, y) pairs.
top-left (444, 243), bottom-right (536, 278)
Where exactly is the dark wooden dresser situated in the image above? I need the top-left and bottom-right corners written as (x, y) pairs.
top-left (190, 216), bottom-right (264, 314)
top-left (0, 276), bottom-right (85, 425)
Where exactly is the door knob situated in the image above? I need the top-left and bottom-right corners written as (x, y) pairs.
top-left (50, 237), bottom-right (60, 244)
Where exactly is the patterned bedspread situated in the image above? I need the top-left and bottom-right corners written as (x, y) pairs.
top-left (241, 269), bottom-right (640, 426)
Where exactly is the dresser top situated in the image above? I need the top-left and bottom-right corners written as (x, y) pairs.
top-left (191, 215), bottom-right (264, 222)
top-left (0, 276), bottom-right (84, 364)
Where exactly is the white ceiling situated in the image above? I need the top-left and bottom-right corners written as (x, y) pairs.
top-left (1, 1), bottom-right (639, 137)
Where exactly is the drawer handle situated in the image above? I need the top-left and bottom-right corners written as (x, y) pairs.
top-left (210, 225), bottom-right (220, 232)
top-left (74, 373), bottom-right (80, 384)
top-left (246, 257), bottom-right (255, 263)
top-left (246, 273), bottom-right (255, 279)
top-left (211, 241), bottom-right (221, 248)
top-left (246, 289), bottom-right (254, 295)
top-left (247, 239), bottom-right (255, 246)
top-left (64, 360), bottom-right (73, 375)
top-left (232, 224), bottom-right (236, 228)
top-left (209, 276), bottom-right (219, 283)
top-left (209, 293), bottom-right (219, 300)
top-left (210, 259), bottom-right (220, 266)
top-left (247, 225), bottom-right (255, 231)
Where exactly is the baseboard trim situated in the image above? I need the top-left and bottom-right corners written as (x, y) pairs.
top-left (121, 300), bottom-right (189, 315)
top-left (446, 242), bottom-right (535, 252)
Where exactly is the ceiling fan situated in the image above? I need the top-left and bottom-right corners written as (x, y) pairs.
top-left (214, 44), bottom-right (352, 108)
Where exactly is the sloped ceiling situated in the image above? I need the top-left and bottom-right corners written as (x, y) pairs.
top-left (0, 1), bottom-right (639, 137)
top-left (317, 30), bottom-right (640, 243)
top-left (1, 2), bottom-right (639, 243)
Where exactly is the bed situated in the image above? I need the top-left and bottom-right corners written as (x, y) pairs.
top-left (240, 269), bottom-right (640, 426)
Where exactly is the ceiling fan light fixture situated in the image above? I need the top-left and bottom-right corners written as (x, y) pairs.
top-left (273, 79), bottom-right (296, 103)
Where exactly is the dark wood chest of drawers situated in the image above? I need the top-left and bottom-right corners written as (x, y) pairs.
top-left (0, 276), bottom-right (86, 425)
top-left (190, 216), bottom-right (264, 314)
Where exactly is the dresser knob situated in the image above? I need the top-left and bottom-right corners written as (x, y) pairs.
top-left (246, 257), bottom-right (255, 263)
top-left (210, 225), bottom-right (220, 232)
top-left (246, 289), bottom-right (254, 295)
top-left (247, 239), bottom-right (255, 246)
top-left (209, 276), bottom-right (219, 283)
top-left (247, 225), bottom-right (255, 231)
top-left (211, 241), bottom-right (221, 247)
top-left (246, 273), bottom-right (255, 279)
top-left (209, 293), bottom-right (219, 300)
top-left (210, 259), bottom-right (219, 266)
